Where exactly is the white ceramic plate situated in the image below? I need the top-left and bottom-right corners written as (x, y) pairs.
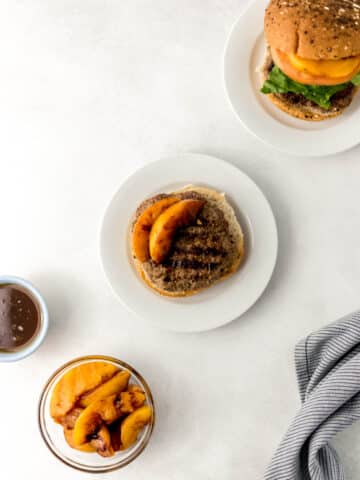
top-left (224, 0), bottom-right (360, 157)
top-left (100, 153), bottom-right (277, 332)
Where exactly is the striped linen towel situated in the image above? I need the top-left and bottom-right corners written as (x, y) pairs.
top-left (265, 311), bottom-right (360, 480)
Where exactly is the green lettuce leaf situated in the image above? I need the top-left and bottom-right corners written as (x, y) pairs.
top-left (351, 71), bottom-right (360, 86)
top-left (261, 66), bottom-right (349, 110)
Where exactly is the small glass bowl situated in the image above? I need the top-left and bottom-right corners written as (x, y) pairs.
top-left (38, 355), bottom-right (155, 473)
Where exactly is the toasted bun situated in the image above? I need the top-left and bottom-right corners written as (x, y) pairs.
top-left (265, 0), bottom-right (360, 60)
top-left (133, 186), bottom-right (244, 297)
top-left (260, 49), bottom-right (359, 121)
top-left (265, 92), bottom-right (347, 121)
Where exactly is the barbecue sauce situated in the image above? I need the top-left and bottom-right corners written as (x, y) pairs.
top-left (0, 284), bottom-right (40, 352)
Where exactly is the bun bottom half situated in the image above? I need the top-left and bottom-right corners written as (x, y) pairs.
top-left (265, 90), bottom-right (358, 122)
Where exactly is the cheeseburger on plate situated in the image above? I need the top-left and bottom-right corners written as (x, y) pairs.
top-left (260, 0), bottom-right (360, 121)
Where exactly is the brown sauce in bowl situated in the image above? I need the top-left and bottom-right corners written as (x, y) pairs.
top-left (0, 284), bottom-right (41, 352)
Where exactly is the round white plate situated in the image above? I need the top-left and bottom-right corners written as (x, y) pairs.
top-left (224, 0), bottom-right (360, 157)
top-left (100, 153), bottom-right (277, 332)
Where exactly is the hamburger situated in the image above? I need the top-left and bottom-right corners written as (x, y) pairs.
top-left (131, 186), bottom-right (244, 297)
top-left (260, 0), bottom-right (360, 121)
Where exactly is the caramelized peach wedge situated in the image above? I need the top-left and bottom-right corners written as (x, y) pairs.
top-left (121, 406), bottom-right (152, 450)
top-left (50, 362), bottom-right (119, 423)
top-left (78, 370), bottom-right (130, 408)
top-left (50, 361), bottom-right (153, 457)
top-left (132, 196), bottom-right (180, 262)
top-left (149, 199), bottom-right (204, 263)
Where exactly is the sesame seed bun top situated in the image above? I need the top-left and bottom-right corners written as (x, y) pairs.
top-left (264, 0), bottom-right (360, 60)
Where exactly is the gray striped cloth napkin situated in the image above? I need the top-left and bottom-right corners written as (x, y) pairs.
top-left (265, 310), bottom-right (360, 480)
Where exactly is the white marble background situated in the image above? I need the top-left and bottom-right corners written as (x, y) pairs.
top-left (1, 1), bottom-right (360, 479)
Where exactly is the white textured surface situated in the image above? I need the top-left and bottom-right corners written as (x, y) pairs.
top-left (1, 1), bottom-right (360, 479)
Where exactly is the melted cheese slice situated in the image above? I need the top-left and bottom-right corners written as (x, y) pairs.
top-left (289, 53), bottom-right (360, 78)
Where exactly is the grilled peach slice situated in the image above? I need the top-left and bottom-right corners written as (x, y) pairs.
top-left (63, 408), bottom-right (113, 456)
top-left (132, 196), bottom-right (179, 262)
top-left (90, 425), bottom-right (114, 457)
top-left (149, 199), bottom-right (205, 263)
top-left (120, 405), bottom-right (152, 450)
top-left (127, 384), bottom-right (146, 409)
top-left (64, 426), bottom-right (95, 452)
top-left (73, 395), bottom-right (118, 446)
top-left (73, 391), bottom-right (143, 446)
top-left (50, 362), bottom-right (119, 422)
top-left (62, 407), bottom-right (84, 429)
top-left (119, 386), bottom-right (146, 414)
top-left (78, 370), bottom-right (130, 408)
top-left (62, 407), bottom-right (95, 452)
top-left (65, 423), bottom-right (113, 456)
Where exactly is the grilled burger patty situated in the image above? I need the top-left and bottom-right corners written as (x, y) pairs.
top-left (133, 190), bottom-right (242, 294)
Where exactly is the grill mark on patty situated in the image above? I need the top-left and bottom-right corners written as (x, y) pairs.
top-left (165, 259), bottom-right (221, 271)
top-left (175, 232), bottom-right (226, 249)
top-left (171, 246), bottom-right (225, 257)
top-left (168, 250), bottom-right (224, 265)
